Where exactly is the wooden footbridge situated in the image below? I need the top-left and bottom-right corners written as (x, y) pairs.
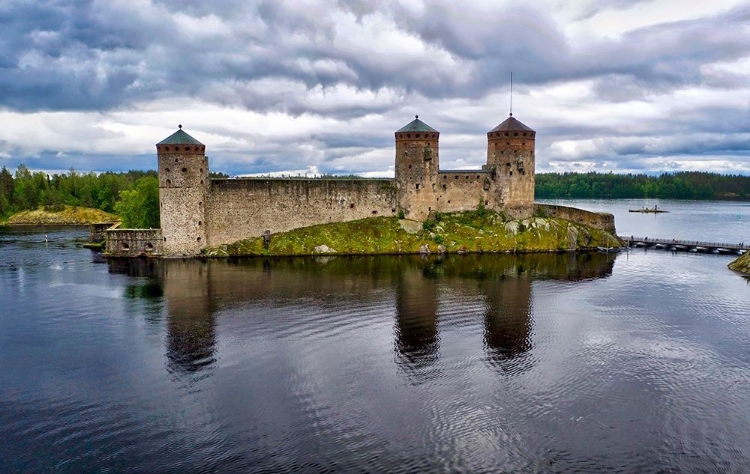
top-left (619, 236), bottom-right (748, 255)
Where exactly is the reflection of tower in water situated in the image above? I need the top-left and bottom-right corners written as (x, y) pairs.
top-left (162, 260), bottom-right (216, 374)
top-left (395, 265), bottom-right (439, 371)
top-left (482, 275), bottom-right (533, 373)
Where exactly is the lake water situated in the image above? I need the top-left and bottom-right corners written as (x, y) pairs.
top-left (538, 198), bottom-right (750, 243)
top-left (2, 201), bottom-right (750, 473)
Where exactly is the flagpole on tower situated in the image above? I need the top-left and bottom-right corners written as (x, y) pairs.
top-left (510, 71), bottom-right (513, 117)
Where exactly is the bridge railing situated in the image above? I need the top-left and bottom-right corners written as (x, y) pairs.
top-left (618, 236), bottom-right (749, 250)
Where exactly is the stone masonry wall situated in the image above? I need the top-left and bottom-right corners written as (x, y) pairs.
top-left (487, 129), bottom-right (535, 217)
top-left (206, 178), bottom-right (398, 246)
top-left (534, 204), bottom-right (617, 235)
top-left (395, 133), bottom-right (439, 220)
top-left (436, 171), bottom-right (491, 213)
top-left (105, 229), bottom-right (163, 257)
top-left (158, 151), bottom-right (208, 256)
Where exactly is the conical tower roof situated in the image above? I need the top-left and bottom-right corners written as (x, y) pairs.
top-left (397, 115), bottom-right (438, 133)
top-left (489, 115), bottom-right (534, 133)
top-left (157, 125), bottom-right (203, 145)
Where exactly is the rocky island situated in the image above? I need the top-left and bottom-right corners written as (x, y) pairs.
top-left (201, 209), bottom-right (620, 257)
top-left (729, 251), bottom-right (750, 276)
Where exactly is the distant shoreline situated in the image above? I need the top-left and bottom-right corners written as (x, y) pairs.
top-left (2, 206), bottom-right (119, 227)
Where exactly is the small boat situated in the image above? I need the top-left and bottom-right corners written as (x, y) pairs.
top-left (597, 246), bottom-right (621, 253)
top-left (628, 207), bottom-right (669, 213)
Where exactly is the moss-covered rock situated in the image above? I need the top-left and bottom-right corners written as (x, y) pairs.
top-left (6, 206), bottom-right (119, 225)
top-left (728, 251), bottom-right (750, 275)
top-left (202, 210), bottom-right (621, 257)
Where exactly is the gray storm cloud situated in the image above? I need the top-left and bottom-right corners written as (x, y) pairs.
top-left (0, 0), bottom-right (748, 175)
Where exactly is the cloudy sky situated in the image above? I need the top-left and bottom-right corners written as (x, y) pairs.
top-left (1, 0), bottom-right (749, 177)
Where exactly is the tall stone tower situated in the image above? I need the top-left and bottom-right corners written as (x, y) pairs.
top-left (395, 116), bottom-right (440, 220)
top-left (486, 115), bottom-right (535, 216)
top-left (157, 125), bottom-right (209, 256)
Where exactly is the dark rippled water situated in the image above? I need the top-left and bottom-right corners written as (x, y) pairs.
top-left (2, 220), bottom-right (750, 473)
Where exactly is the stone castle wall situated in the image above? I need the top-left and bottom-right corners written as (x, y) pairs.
top-left (534, 204), bottom-right (617, 235)
top-left (435, 171), bottom-right (491, 213)
top-left (105, 229), bottom-right (163, 257)
top-left (206, 178), bottom-right (398, 246)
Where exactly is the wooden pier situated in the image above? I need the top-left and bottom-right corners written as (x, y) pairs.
top-left (619, 236), bottom-right (748, 255)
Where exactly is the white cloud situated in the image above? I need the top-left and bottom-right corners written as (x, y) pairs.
top-left (0, 0), bottom-right (749, 176)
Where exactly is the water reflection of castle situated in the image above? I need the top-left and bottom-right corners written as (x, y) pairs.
top-left (109, 253), bottom-right (614, 376)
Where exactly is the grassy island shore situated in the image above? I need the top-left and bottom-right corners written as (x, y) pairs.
top-left (202, 210), bottom-right (620, 257)
top-left (2, 206), bottom-right (118, 226)
top-left (729, 251), bottom-right (750, 276)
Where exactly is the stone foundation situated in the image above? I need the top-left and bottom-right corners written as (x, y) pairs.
top-left (105, 229), bottom-right (163, 257)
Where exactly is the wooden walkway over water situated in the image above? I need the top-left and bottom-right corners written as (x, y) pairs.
top-left (619, 236), bottom-right (748, 255)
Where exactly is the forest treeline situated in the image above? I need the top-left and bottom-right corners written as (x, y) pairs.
top-left (535, 172), bottom-right (750, 199)
top-left (0, 165), bottom-right (160, 227)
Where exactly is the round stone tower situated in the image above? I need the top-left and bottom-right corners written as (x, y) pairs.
top-left (157, 125), bottom-right (209, 256)
top-left (486, 115), bottom-right (536, 217)
top-left (395, 116), bottom-right (440, 220)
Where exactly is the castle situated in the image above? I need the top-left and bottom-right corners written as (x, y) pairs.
top-left (107, 114), bottom-right (542, 257)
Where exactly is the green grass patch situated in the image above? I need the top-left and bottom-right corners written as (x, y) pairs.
top-left (7, 205), bottom-right (119, 226)
top-left (203, 209), bottom-right (621, 257)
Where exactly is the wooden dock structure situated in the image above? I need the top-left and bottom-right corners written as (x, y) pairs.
top-left (619, 236), bottom-right (748, 255)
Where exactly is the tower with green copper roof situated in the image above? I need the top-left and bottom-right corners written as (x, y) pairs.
top-left (395, 115), bottom-right (440, 220)
top-left (156, 125), bottom-right (208, 256)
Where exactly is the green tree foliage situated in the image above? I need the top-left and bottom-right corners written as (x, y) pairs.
top-left (114, 177), bottom-right (160, 228)
top-left (535, 172), bottom-right (750, 200)
top-left (0, 164), bottom-right (158, 220)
